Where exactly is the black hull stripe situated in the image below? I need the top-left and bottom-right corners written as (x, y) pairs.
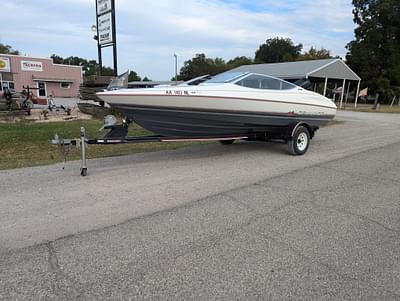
top-left (115, 105), bottom-right (332, 137)
top-left (111, 103), bottom-right (335, 121)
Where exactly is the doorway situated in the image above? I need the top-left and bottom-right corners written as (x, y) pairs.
top-left (37, 81), bottom-right (47, 97)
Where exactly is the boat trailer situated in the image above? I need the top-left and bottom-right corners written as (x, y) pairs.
top-left (52, 116), bottom-right (317, 176)
top-left (51, 118), bottom-right (249, 176)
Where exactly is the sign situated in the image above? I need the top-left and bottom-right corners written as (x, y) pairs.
top-left (97, 0), bottom-right (112, 15)
top-left (94, 0), bottom-right (117, 75)
top-left (21, 60), bottom-right (43, 72)
top-left (98, 12), bottom-right (113, 45)
top-left (0, 57), bottom-right (11, 72)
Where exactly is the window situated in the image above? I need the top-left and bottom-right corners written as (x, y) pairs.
top-left (235, 74), bottom-right (296, 90)
top-left (0, 81), bottom-right (15, 92)
top-left (241, 79), bottom-right (259, 89)
top-left (60, 82), bottom-right (71, 89)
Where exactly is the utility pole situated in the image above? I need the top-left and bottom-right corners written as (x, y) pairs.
top-left (174, 54), bottom-right (178, 85)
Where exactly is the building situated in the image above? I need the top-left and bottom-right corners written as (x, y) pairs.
top-left (230, 59), bottom-right (361, 108)
top-left (0, 54), bottom-right (82, 98)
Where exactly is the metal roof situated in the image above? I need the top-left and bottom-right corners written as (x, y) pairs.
top-left (230, 59), bottom-right (361, 81)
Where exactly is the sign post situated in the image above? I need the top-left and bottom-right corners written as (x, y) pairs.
top-left (111, 0), bottom-right (117, 77)
top-left (95, 0), bottom-right (117, 76)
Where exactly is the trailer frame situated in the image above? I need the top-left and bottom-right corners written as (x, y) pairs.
top-left (52, 126), bottom-right (251, 176)
top-left (51, 119), bottom-right (317, 176)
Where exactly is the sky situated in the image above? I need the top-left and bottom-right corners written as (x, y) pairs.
top-left (0, 0), bottom-right (355, 80)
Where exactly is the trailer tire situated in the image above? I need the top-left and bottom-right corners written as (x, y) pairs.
top-left (288, 126), bottom-right (310, 155)
top-left (219, 139), bottom-right (235, 145)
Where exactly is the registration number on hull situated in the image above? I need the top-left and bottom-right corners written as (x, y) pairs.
top-left (166, 90), bottom-right (195, 96)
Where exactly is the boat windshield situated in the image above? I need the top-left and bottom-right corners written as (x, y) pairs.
top-left (234, 74), bottom-right (297, 90)
top-left (205, 72), bottom-right (247, 83)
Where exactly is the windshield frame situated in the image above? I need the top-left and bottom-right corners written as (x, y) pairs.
top-left (232, 73), bottom-right (298, 90)
top-left (204, 72), bottom-right (249, 84)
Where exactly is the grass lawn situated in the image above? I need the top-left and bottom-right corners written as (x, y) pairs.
top-left (342, 104), bottom-right (400, 113)
top-left (0, 119), bottom-right (209, 170)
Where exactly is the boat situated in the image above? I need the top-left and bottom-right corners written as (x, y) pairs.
top-left (97, 71), bottom-right (336, 137)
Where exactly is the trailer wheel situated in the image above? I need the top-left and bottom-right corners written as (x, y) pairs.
top-left (288, 126), bottom-right (310, 155)
top-left (219, 139), bottom-right (235, 145)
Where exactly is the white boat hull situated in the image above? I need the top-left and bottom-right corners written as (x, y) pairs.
top-left (97, 81), bottom-right (336, 137)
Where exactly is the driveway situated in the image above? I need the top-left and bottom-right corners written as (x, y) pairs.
top-left (1, 111), bottom-right (399, 300)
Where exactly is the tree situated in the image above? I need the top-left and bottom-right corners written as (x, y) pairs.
top-left (50, 54), bottom-right (64, 64)
top-left (51, 54), bottom-right (98, 75)
top-left (298, 47), bottom-right (332, 61)
top-left (51, 54), bottom-right (136, 77)
top-left (346, 0), bottom-right (400, 101)
top-left (255, 37), bottom-right (303, 63)
top-left (226, 56), bottom-right (253, 69)
top-left (101, 66), bottom-right (115, 76)
top-left (128, 71), bottom-right (141, 81)
top-left (0, 43), bottom-right (20, 55)
top-left (177, 53), bottom-right (229, 81)
top-left (84, 60), bottom-right (100, 76)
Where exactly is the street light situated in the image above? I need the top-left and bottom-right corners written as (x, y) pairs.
top-left (91, 24), bottom-right (98, 41)
top-left (173, 54), bottom-right (178, 85)
top-left (91, 24), bottom-right (102, 75)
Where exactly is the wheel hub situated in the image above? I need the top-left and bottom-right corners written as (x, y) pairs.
top-left (296, 132), bottom-right (308, 151)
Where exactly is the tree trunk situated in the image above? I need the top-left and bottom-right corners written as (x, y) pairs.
top-left (373, 93), bottom-right (380, 109)
top-left (390, 96), bottom-right (396, 107)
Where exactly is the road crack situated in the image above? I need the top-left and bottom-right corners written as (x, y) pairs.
top-left (46, 242), bottom-right (84, 299)
top-left (46, 242), bottom-right (61, 296)
top-left (313, 203), bottom-right (400, 234)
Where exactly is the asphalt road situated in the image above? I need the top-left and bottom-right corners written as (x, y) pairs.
top-left (1, 111), bottom-right (400, 300)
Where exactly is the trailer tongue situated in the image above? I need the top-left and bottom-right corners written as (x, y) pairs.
top-left (51, 120), bottom-right (249, 176)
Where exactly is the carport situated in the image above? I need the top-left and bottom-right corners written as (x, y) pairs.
top-left (231, 59), bottom-right (361, 108)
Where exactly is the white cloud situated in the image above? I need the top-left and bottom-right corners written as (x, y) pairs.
top-left (1, 0), bottom-right (355, 79)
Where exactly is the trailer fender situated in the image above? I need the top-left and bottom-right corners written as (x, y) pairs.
top-left (287, 122), bottom-right (318, 140)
